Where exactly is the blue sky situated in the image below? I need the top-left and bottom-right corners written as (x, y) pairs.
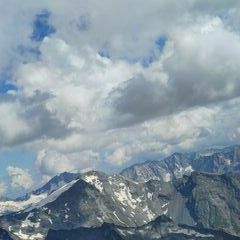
top-left (31, 10), bottom-right (55, 42)
top-left (1, 1), bottom-right (240, 197)
top-left (0, 83), bottom-right (16, 94)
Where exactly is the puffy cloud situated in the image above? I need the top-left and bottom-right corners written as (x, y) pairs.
top-left (7, 166), bottom-right (34, 190)
top-left (14, 37), bottom-right (140, 134)
top-left (1, 0), bottom-right (239, 72)
top-left (111, 17), bottom-right (240, 125)
top-left (0, 99), bottom-right (32, 146)
top-left (36, 149), bottom-right (99, 177)
top-left (0, 93), bottom-right (70, 146)
top-left (0, 0), bottom-right (240, 181)
top-left (33, 101), bottom-right (230, 172)
top-left (106, 148), bottom-right (130, 166)
top-left (4, 30), bottom-right (240, 175)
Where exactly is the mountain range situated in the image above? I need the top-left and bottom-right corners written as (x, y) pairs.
top-left (0, 145), bottom-right (240, 240)
top-left (121, 145), bottom-right (240, 182)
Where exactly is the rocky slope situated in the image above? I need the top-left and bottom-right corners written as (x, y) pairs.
top-left (0, 172), bottom-right (80, 216)
top-left (0, 171), bottom-right (171, 239)
top-left (0, 171), bottom-right (240, 239)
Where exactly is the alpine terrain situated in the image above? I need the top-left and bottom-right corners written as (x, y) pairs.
top-left (0, 146), bottom-right (240, 240)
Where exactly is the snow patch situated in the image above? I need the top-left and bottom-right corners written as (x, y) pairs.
top-left (113, 211), bottom-right (125, 225)
top-left (184, 165), bottom-right (193, 173)
top-left (13, 230), bottom-right (44, 240)
top-left (84, 175), bottom-right (103, 192)
top-left (21, 213), bottom-right (40, 229)
top-left (25, 179), bottom-right (78, 212)
top-left (163, 173), bottom-right (171, 182)
top-left (147, 192), bottom-right (153, 200)
top-left (142, 205), bottom-right (155, 220)
top-left (0, 194), bottom-right (47, 216)
top-left (113, 183), bottom-right (137, 209)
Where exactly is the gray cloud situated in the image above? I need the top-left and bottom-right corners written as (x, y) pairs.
top-left (76, 14), bottom-right (91, 32)
top-left (111, 69), bottom-right (240, 126)
top-left (0, 91), bottom-right (72, 147)
top-left (1, 0), bottom-right (240, 182)
top-left (110, 18), bottom-right (240, 126)
top-left (110, 75), bottom-right (173, 126)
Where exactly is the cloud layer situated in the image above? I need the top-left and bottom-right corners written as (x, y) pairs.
top-left (0, 1), bottom-right (240, 188)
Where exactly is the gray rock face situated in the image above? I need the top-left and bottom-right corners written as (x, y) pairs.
top-left (120, 145), bottom-right (240, 182)
top-left (176, 172), bottom-right (240, 236)
top-left (1, 171), bottom-right (240, 239)
top-left (0, 171), bottom-right (172, 239)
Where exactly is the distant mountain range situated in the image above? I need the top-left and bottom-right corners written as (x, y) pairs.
top-left (0, 145), bottom-right (240, 240)
top-left (121, 145), bottom-right (240, 182)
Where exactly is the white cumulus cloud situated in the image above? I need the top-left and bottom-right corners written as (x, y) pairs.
top-left (7, 166), bottom-right (34, 190)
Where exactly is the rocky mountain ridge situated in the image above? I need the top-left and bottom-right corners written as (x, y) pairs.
top-left (0, 171), bottom-right (240, 239)
top-left (121, 145), bottom-right (240, 182)
top-left (0, 145), bottom-right (240, 239)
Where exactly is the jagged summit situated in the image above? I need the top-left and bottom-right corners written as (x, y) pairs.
top-left (120, 145), bottom-right (240, 182)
